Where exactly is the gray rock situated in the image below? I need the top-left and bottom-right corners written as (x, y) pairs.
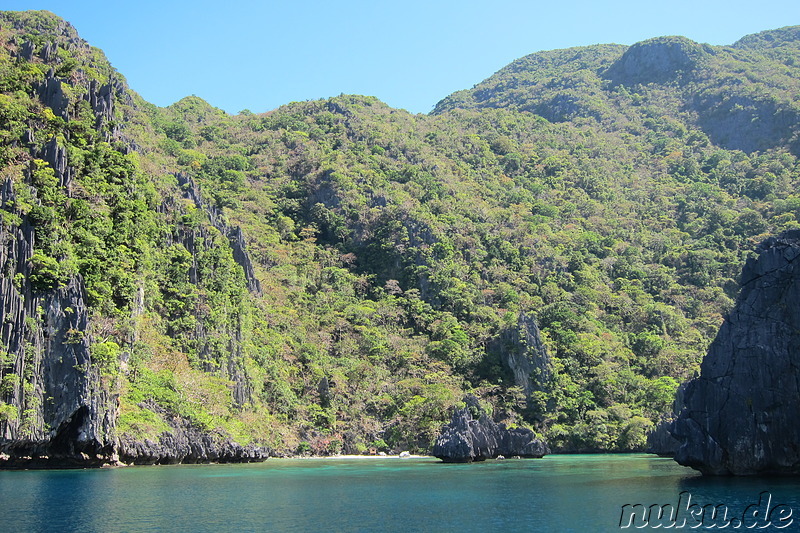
top-left (606, 36), bottom-right (712, 85)
top-left (227, 226), bottom-right (261, 294)
top-left (672, 230), bottom-right (800, 475)
top-left (36, 69), bottom-right (68, 119)
top-left (91, 79), bottom-right (113, 120)
top-left (497, 312), bottom-right (553, 411)
top-left (117, 403), bottom-right (269, 465)
top-left (18, 40), bottom-right (35, 61)
top-left (695, 92), bottom-right (800, 155)
top-left (175, 173), bottom-right (261, 294)
top-left (0, 174), bottom-right (266, 468)
top-left (646, 383), bottom-right (686, 456)
top-left (432, 396), bottom-right (548, 462)
top-left (40, 136), bottom-right (73, 191)
top-left (0, 179), bottom-right (118, 468)
top-left (40, 41), bottom-right (57, 62)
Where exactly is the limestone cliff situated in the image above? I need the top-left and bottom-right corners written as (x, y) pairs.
top-left (646, 384), bottom-right (685, 457)
top-left (672, 230), bottom-right (800, 475)
top-left (432, 396), bottom-right (549, 462)
top-left (496, 312), bottom-right (554, 414)
top-left (0, 15), bottom-right (268, 466)
top-left (117, 402), bottom-right (268, 465)
top-left (0, 180), bottom-right (117, 467)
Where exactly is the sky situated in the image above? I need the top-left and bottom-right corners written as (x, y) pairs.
top-left (3, 1), bottom-right (800, 115)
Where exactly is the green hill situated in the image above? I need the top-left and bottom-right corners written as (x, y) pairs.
top-left (1, 10), bottom-right (798, 464)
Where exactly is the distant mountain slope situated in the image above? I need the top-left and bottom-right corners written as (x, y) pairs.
top-left (434, 27), bottom-right (800, 155)
top-left (733, 25), bottom-right (800, 55)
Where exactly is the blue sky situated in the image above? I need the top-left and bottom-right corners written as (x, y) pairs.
top-left (4, 1), bottom-right (799, 114)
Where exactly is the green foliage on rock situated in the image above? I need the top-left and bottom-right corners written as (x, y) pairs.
top-left (1, 11), bottom-right (799, 454)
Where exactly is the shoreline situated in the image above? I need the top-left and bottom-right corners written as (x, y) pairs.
top-left (0, 451), bottom-right (667, 470)
top-left (285, 454), bottom-right (432, 460)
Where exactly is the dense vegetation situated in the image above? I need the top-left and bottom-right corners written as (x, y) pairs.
top-left (1, 11), bottom-right (799, 454)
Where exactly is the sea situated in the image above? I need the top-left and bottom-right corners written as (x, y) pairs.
top-left (1, 454), bottom-right (799, 532)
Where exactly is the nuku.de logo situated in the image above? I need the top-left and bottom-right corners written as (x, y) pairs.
top-left (619, 491), bottom-right (793, 529)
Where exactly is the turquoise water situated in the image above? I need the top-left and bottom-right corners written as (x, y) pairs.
top-left (1, 454), bottom-right (799, 532)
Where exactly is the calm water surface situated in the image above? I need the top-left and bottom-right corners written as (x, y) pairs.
top-left (1, 454), bottom-right (799, 532)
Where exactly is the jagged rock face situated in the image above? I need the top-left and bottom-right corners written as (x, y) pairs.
top-left (117, 404), bottom-right (268, 465)
top-left (0, 22), bottom-right (269, 467)
top-left (432, 396), bottom-right (549, 462)
top-left (18, 40), bottom-right (35, 61)
top-left (171, 173), bottom-right (260, 408)
top-left (41, 277), bottom-right (117, 460)
top-left (646, 384), bottom-right (685, 456)
top-left (0, 186), bottom-right (35, 444)
top-left (36, 69), bottom-right (69, 119)
top-left (175, 173), bottom-right (261, 295)
top-left (40, 136), bottom-right (73, 191)
top-left (228, 226), bottom-right (261, 295)
top-left (672, 230), bottom-right (800, 475)
top-left (0, 176), bottom-right (262, 467)
top-left (0, 181), bottom-right (117, 467)
top-left (497, 313), bottom-right (553, 410)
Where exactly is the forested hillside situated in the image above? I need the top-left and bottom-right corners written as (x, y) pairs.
top-left (1, 11), bottom-right (798, 464)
